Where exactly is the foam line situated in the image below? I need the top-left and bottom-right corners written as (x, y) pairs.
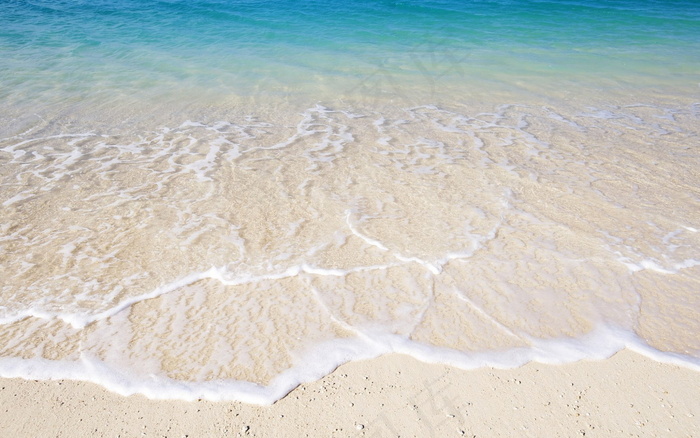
top-left (2, 326), bottom-right (698, 404)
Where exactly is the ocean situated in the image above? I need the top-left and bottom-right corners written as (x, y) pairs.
top-left (1, 0), bottom-right (699, 404)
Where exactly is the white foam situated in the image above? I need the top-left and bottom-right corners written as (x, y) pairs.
top-left (345, 210), bottom-right (389, 252)
top-left (0, 336), bottom-right (387, 404)
top-left (2, 191), bottom-right (35, 206)
top-left (1, 321), bottom-right (698, 405)
top-left (2, 101), bottom-right (699, 404)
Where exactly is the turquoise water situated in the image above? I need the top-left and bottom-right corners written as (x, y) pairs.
top-left (1, 1), bottom-right (700, 403)
top-left (2, 0), bottom-right (699, 108)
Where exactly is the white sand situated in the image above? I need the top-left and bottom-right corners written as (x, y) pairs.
top-left (2, 349), bottom-right (698, 437)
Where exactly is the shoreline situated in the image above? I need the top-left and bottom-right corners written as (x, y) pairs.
top-left (2, 349), bottom-right (698, 437)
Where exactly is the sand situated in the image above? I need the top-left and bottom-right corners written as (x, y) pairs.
top-left (1, 349), bottom-right (698, 437)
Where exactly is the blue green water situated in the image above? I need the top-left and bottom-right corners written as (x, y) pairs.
top-left (2, 0), bottom-right (700, 109)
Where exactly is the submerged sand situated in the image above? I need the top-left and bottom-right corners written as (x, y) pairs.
top-left (2, 99), bottom-right (699, 403)
top-left (2, 350), bottom-right (698, 437)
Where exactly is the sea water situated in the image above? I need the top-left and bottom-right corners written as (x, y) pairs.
top-left (1, 0), bottom-right (699, 404)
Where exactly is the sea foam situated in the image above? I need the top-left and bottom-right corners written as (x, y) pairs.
top-left (1, 102), bottom-right (699, 403)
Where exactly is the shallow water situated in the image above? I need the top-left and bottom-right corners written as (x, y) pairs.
top-left (1, 0), bottom-right (699, 403)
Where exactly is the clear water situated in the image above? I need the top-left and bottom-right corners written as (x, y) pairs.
top-left (1, 0), bottom-right (699, 403)
top-left (2, 0), bottom-right (699, 108)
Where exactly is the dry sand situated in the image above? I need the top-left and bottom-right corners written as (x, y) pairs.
top-left (1, 349), bottom-right (698, 437)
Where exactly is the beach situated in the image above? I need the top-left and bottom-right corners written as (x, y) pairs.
top-left (2, 350), bottom-right (699, 437)
top-left (1, 0), bottom-right (700, 435)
